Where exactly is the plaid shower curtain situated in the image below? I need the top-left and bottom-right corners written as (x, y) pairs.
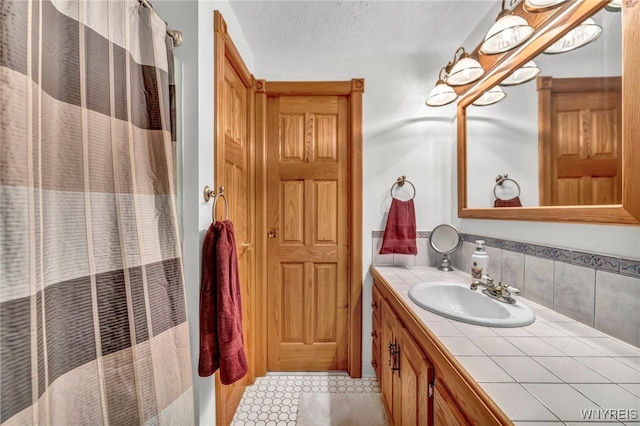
top-left (1, 1), bottom-right (194, 424)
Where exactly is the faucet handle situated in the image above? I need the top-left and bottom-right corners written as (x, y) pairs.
top-left (507, 286), bottom-right (521, 296)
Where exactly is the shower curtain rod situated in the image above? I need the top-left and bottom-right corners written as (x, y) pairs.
top-left (139, 0), bottom-right (183, 46)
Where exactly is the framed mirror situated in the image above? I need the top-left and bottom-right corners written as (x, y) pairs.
top-left (456, 1), bottom-right (639, 224)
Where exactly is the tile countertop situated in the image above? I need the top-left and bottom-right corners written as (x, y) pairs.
top-left (372, 265), bottom-right (640, 426)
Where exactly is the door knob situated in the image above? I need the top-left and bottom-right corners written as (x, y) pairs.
top-left (239, 241), bottom-right (253, 250)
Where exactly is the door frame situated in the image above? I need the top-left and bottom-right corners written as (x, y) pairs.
top-left (255, 80), bottom-right (365, 377)
top-left (213, 11), bottom-right (257, 426)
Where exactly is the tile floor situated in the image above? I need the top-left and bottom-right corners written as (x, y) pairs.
top-left (231, 372), bottom-right (381, 426)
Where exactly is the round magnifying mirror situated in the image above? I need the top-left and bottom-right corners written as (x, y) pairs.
top-left (429, 224), bottom-right (463, 272)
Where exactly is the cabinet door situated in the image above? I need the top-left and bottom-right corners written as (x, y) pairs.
top-left (398, 326), bottom-right (433, 426)
top-left (372, 284), bottom-right (382, 378)
top-left (372, 284), bottom-right (382, 321)
top-left (434, 378), bottom-right (471, 426)
top-left (381, 299), bottom-right (399, 424)
top-left (372, 314), bottom-right (382, 378)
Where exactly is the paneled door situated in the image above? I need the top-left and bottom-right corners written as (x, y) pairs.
top-left (213, 11), bottom-right (255, 426)
top-left (266, 94), bottom-right (349, 371)
top-left (539, 76), bottom-right (622, 206)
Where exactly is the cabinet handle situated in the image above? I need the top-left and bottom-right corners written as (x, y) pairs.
top-left (391, 343), bottom-right (400, 374)
top-left (371, 359), bottom-right (377, 368)
top-left (388, 341), bottom-right (400, 374)
top-left (371, 331), bottom-right (377, 338)
top-left (371, 301), bottom-right (377, 309)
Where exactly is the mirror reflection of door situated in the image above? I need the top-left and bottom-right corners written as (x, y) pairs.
top-left (538, 76), bottom-right (622, 206)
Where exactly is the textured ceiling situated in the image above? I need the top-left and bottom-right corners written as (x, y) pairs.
top-left (228, 1), bottom-right (497, 58)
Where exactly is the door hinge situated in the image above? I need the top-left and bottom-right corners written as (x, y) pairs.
top-left (428, 382), bottom-right (434, 398)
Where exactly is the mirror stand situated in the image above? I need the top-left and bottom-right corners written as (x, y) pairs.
top-left (429, 224), bottom-right (463, 272)
top-left (438, 255), bottom-right (454, 272)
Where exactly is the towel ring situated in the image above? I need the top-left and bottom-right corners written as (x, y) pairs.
top-left (203, 185), bottom-right (229, 222)
top-left (494, 174), bottom-right (521, 200)
top-left (390, 175), bottom-right (416, 200)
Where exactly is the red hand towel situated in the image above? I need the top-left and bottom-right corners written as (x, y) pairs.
top-left (198, 224), bottom-right (219, 377)
top-left (379, 198), bottom-right (418, 255)
top-left (495, 196), bottom-right (522, 207)
top-left (198, 220), bottom-right (248, 385)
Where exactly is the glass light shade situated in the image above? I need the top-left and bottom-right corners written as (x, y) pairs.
top-left (501, 60), bottom-right (541, 86)
top-left (425, 81), bottom-right (458, 107)
top-left (524, 0), bottom-right (569, 12)
top-left (481, 15), bottom-right (534, 54)
top-left (544, 18), bottom-right (602, 54)
top-left (446, 57), bottom-right (485, 86)
top-left (472, 86), bottom-right (506, 106)
top-left (605, 0), bottom-right (622, 11)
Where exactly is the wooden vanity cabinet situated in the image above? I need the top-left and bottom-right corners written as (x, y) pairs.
top-left (379, 297), bottom-right (433, 425)
top-left (371, 286), bottom-right (382, 378)
top-left (372, 272), bottom-right (510, 426)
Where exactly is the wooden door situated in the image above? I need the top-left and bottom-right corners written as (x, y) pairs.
top-left (538, 76), bottom-right (622, 206)
top-left (266, 94), bottom-right (349, 371)
top-left (398, 327), bottom-right (433, 426)
top-left (214, 12), bottom-right (255, 426)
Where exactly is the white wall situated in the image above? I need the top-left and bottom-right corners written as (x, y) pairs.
top-left (154, 1), bottom-right (254, 424)
top-left (256, 54), bottom-right (457, 375)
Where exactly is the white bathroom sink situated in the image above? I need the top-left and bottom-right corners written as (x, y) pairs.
top-left (408, 281), bottom-right (535, 327)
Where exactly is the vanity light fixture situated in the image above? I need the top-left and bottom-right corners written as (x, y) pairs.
top-left (544, 18), bottom-right (602, 54)
top-left (480, 0), bottom-right (534, 54)
top-left (445, 47), bottom-right (485, 86)
top-left (605, 0), bottom-right (622, 11)
top-left (523, 0), bottom-right (570, 12)
top-left (425, 68), bottom-right (458, 107)
top-left (472, 86), bottom-right (506, 106)
top-left (500, 60), bottom-right (541, 86)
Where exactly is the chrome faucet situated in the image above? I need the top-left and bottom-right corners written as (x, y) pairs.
top-left (470, 275), bottom-right (521, 304)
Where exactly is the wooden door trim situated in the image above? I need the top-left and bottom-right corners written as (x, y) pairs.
top-left (538, 76), bottom-right (622, 205)
top-left (255, 79), bottom-right (364, 377)
top-left (213, 11), bottom-right (256, 426)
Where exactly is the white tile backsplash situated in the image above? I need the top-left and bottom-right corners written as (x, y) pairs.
top-left (502, 250), bottom-right (525, 291)
top-left (524, 255), bottom-right (555, 308)
top-left (554, 262), bottom-right (596, 327)
top-left (595, 271), bottom-right (640, 348)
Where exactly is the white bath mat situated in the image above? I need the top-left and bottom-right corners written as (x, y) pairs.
top-left (296, 392), bottom-right (389, 426)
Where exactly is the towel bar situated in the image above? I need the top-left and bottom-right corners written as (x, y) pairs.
top-left (390, 175), bottom-right (416, 200)
top-left (203, 185), bottom-right (229, 222)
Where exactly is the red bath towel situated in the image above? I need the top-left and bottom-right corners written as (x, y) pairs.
top-left (379, 198), bottom-right (418, 255)
top-left (198, 220), bottom-right (248, 384)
